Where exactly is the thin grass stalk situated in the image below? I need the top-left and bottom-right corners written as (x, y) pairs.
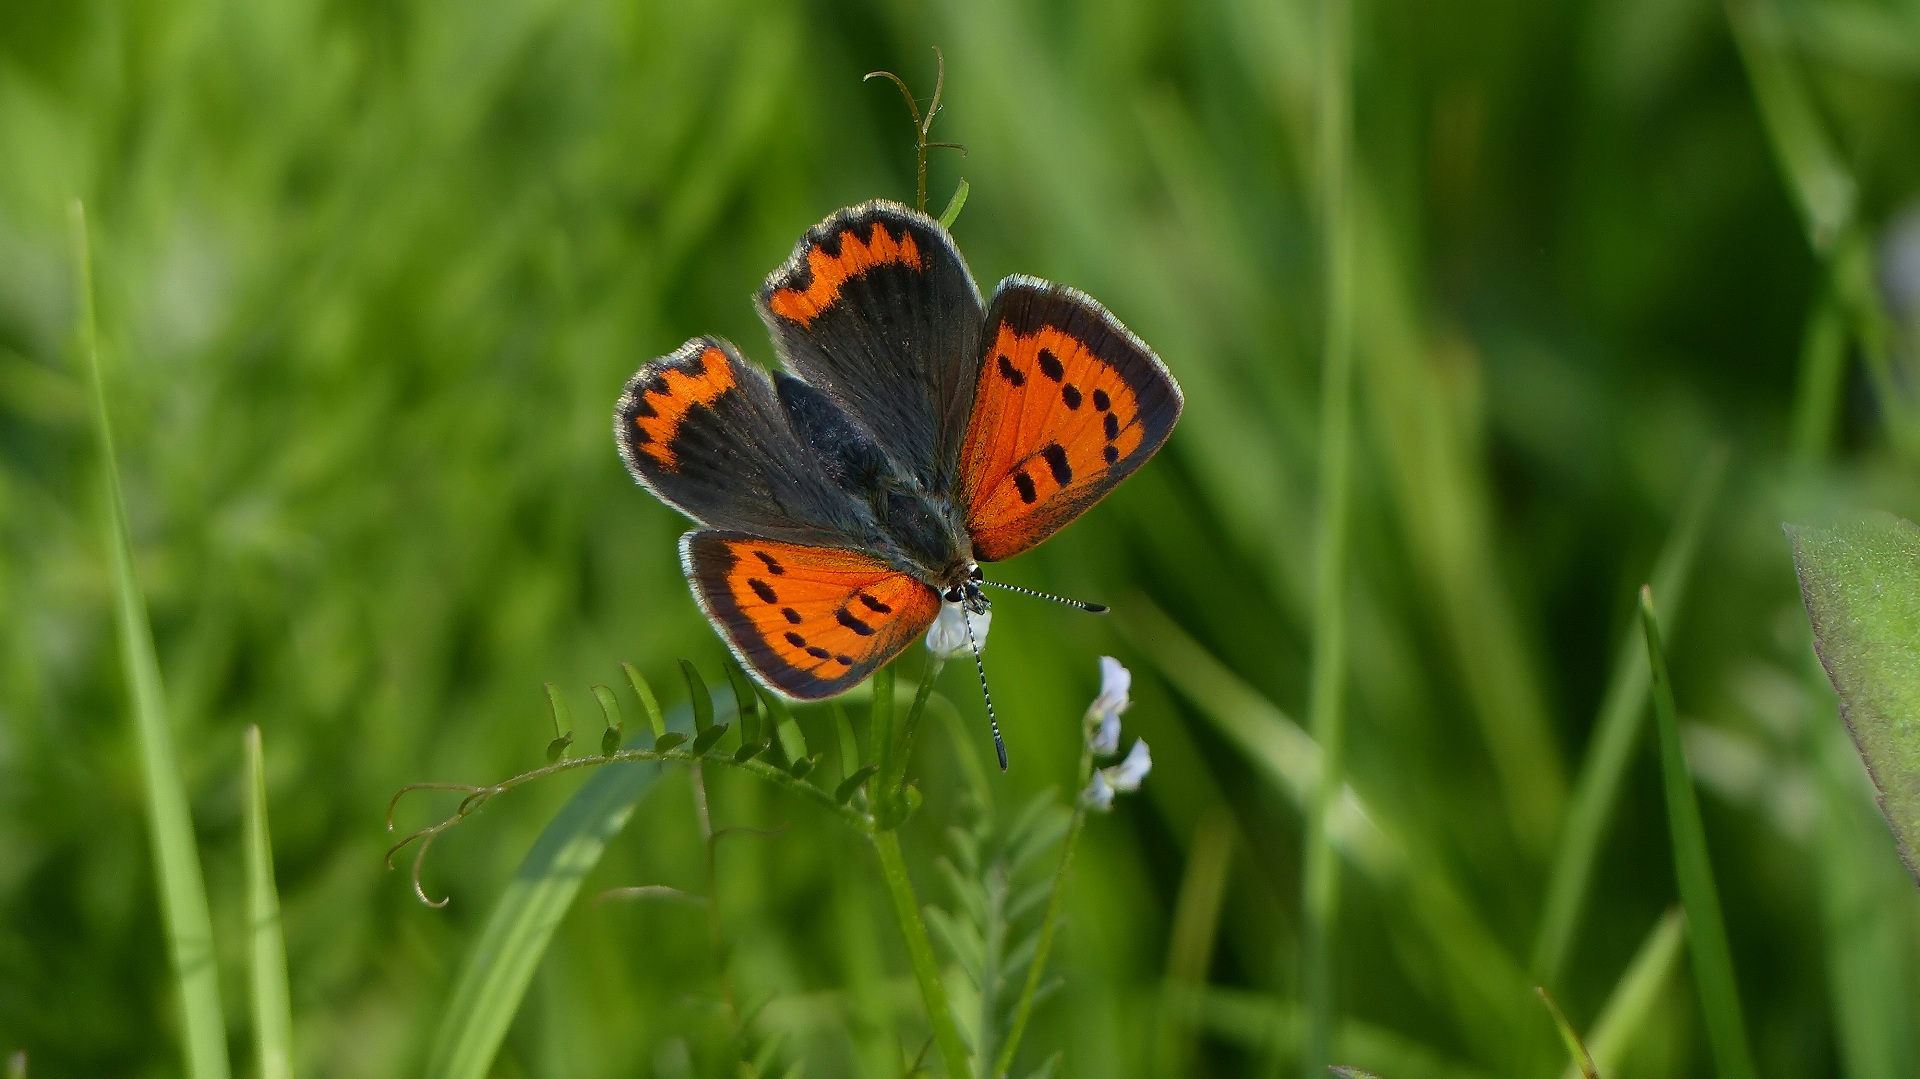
top-left (244, 727), bottom-right (294, 1079)
top-left (1640, 588), bottom-right (1757, 1079)
top-left (992, 741), bottom-right (1095, 1078)
top-left (73, 200), bottom-right (232, 1079)
top-left (1299, 0), bottom-right (1356, 1068)
top-left (1532, 451), bottom-right (1724, 984)
top-left (871, 829), bottom-right (971, 1078)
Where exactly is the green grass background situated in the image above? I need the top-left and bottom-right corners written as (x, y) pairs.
top-left (5, 0), bottom-right (1920, 1074)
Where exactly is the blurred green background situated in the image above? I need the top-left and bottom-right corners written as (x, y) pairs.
top-left (7, 0), bottom-right (1920, 1075)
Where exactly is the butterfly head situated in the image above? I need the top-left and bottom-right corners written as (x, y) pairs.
top-left (942, 564), bottom-right (992, 614)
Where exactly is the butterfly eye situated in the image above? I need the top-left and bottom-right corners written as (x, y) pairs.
top-left (943, 585), bottom-right (966, 603)
top-left (970, 565), bottom-right (984, 582)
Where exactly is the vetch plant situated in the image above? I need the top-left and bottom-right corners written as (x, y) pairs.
top-left (385, 646), bottom-right (1154, 1078)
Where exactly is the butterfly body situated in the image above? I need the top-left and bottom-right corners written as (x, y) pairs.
top-left (617, 201), bottom-right (1180, 704)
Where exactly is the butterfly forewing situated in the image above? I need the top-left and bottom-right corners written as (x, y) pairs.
top-left (756, 201), bottom-right (985, 496)
top-left (616, 337), bottom-right (874, 549)
top-left (958, 277), bottom-right (1183, 561)
top-left (682, 531), bottom-right (942, 699)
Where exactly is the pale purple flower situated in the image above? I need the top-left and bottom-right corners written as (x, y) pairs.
top-left (1085, 655), bottom-right (1131, 755)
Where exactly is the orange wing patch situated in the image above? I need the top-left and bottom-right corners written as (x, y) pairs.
top-left (628, 346), bottom-right (735, 470)
top-left (686, 534), bottom-right (941, 699)
top-left (960, 323), bottom-right (1148, 559)
top-left (766, 222), bottom-right (924, 327)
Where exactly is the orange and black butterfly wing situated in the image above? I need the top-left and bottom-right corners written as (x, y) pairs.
top-left (958, 277), bottom-right (1183, 561)
top-left (616, 337), bottom-right (876, 549)
top-left (682, 531), bottom-right (942, 699)
top-left (756, 201), bottom-right (984, 496)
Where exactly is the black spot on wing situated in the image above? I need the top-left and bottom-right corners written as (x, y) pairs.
top-left (857, 593), bottom-right (893, 614)
top-left (836, 607), bottom-right (876, 636)
top-left (1013, 471), bottom-right (1038, 504)
top-left (754, 550), bottom-right (785, 575)
top-left (1037, 348), bottom-right (1064, 381)
top-left (1041, 443), bottom-right (1073, 486)
top-left (1103, 413), bottom-right (1119, 440)
top-left (806, 645), bottom-right (833, 660)
top-left (749, 579), bottom-right (778, 603)
top-left (1092, 388), bottom-right (1110, 411)
top-left (1103, 445), bottom-right (1120, 465)
top-left (1062, 384), bottom-right (1082, 409)
top-left (785, 631), bottom-right (807, 647)
top-left (781, 607), bottom-right (803, 624)
top-left (997, 354), bottom-right (1025, 387)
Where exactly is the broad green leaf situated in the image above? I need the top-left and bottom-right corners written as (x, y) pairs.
top-left (1790, 513), bottom-right (1920, 876)
top-left (75, 201), bottom-right (232, 1079)
top-left (244, 726), bottom-right (294, 1079)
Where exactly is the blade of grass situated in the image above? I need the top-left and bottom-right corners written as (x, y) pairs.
top-left (244, 726), bottom-right (293, 1079)
top-left (1640, 587), bottom-right (1757, 1079)
top-left (423, 702), bottom-right (713, 1079)
top-left (1535, 987), bottom-right (1598, 1079)
top-left (1533, 450), bottom-right (1725, 983)
top-left (1562, 908), bottom-right (1687, 1079)
top-left (1123, 600), bottom-right (1538, 1059)
top-left (1300, 0), bottom-right (1356, 1064)
top-left (73, 200), bottom-right (232, 1079)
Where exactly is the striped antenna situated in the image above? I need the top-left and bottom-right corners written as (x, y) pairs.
top-left (978, 579), bottom-right (1109, 613)
top-left (962, 610), bottom-right (1007, 771)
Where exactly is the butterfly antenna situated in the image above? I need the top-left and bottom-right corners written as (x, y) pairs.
top-left (962, 610), bottom-right (1008, 771)
top-left (978, 579), bottom-right (1110, 614)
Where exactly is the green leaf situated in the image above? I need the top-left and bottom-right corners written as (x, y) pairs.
top-left (592, 685), bottom-right (624, 758)
top-left (1534, 987), bottom-right (1597, 1079)
top-left (938, 177), bottom-right (970, 228)
top-left (682, 659), bottom-right (714, 734)
top-left (74, 200), bottom-right (232, 1079)
top-left (623, 662), bottom-right (667, 739)
top-left (1641, 587), bottom-right (1757, 1079)
top-left (1567, 907), bottom-right (1686, 1079)
top-left (653, 731), bottom-right (688, 753)
top-left (1534, 449), bottom-right (1723, 983)
top-left (244, 726), bottom-right (293, 1079)
top-left (1790, 513), bottom-right (1920, 876)
top-left (425, 737), bottom-right (666, 1079)
top-left (835, 764), bottom-right (879, 805)
top-left (543, 683), bottom-right (573, 762)
top-left (692, 723), bottom-right (730, 756)
top-left (723, 657), bottom-right (761, 748)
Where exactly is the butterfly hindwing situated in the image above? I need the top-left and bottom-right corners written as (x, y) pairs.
top-left (756, 201), bottom-right (985, 496)
top-left (958, 276), bottom-right (1183, 561)
top-left (616, 337), bottom-right (874, 549)
top-left (682, 531), bottom-right (942, 699)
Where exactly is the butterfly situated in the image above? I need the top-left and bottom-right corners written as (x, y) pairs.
top-left (615, 200), bottom-right (1182, 767)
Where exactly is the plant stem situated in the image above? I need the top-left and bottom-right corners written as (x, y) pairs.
top-left (1299, 0), bottom-right (1355, 1068)
top-left (885, 657), bottom-right (945, 798)
top-left (1640, 587), bottom-right (1757, 1079)
top-left (691, 760), bottom-right (748, 1068)
top-left (244, 726), bottom-right (294, 1079)
top-left (992, 743), bottom-right (1093, 1079)
top-left (872, 829), bottom-right (973, 1079)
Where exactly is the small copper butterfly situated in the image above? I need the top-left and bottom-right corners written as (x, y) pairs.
top-left (615, 201), bottom-right (1182, 767)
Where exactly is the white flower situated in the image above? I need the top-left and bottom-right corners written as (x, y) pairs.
top-left (1079, 740), bottom-right (1152, 811)
top-left (1105, 739), bottom-right (1152, 791)
top-left (1080, 768), bottom-right (1115, 811)
top-left (925, 601), bottom-right (991, 658)
top-left (1085, 656), bottom-right (1132, 755)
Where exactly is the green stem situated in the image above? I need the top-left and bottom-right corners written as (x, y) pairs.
top-left (992, 744), bottom-right (1094, 1079)
top-left (872, 829), bottom-right (973, 1079)
top-left (1640, 588), bottom-right (1757, 1079)
top-left (1299, 0), bottom-right (1355, 1069)
top-left (885, 657), bottom-right (945, 798)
